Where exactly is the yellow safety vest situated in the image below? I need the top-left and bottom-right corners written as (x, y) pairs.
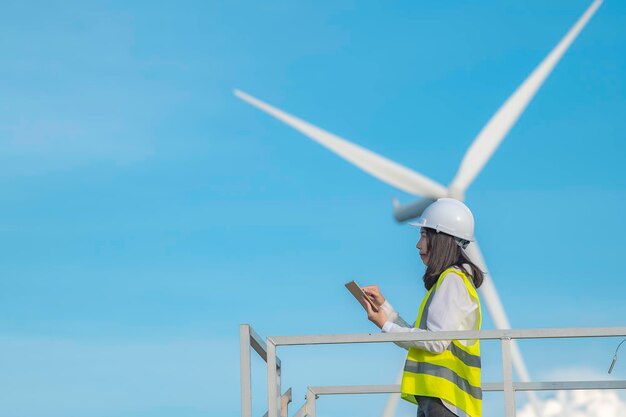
top-left (401, 267), bottom-right (482, 417)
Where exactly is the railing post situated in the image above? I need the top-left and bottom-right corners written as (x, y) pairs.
top-left (306, 387), bottom-right (317, 417)
top-left (280, 388), bottom-right (292, 417)
top-left (240, 324), bottom-right (252, 417)
top-left (501, 337), bottom-right (516, 417)
top-left (267, 338), bottom-right (280, 417)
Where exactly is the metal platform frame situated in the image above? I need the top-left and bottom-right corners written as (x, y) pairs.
top-left (241, 324), bottom-right (626, 417)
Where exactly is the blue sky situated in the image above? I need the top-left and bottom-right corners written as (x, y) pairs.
top-left (1, 1), bottom-right (626, 416)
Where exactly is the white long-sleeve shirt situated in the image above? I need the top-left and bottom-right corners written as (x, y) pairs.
top-left (381, 269), bottom-right (479, 417)
top-left (381, 269), bottom-right (479, 352)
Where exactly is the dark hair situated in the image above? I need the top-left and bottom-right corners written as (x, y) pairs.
top-left (422, 227), bottom-right (484, 290)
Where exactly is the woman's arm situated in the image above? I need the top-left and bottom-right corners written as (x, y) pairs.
top-left (380, 300), bottom-right (412, 328)
top-left (361, 285), bottom-right (412, 327)
top-left (381, 272), bottom-right (477, 353)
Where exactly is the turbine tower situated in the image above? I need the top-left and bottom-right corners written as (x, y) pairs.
top-left (234, 1), bottom-right (603, 415)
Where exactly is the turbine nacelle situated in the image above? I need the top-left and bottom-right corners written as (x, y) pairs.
top-left (393, 186), bottom-right (464, 222)
top-left (392, 197), bottom-right (436, 222)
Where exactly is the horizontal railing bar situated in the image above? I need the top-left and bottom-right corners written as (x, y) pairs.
top-left (483, 383), bottom-right (503, 391)
top-left (311, 385), bottom-right (399, 395)
top-left (307, 380), bottom-right (626, 396)
top-left (249, 325), bottom-right (281, 368)
top-left (478, 381), bottom-right (626, 392)
top-left (309, 384), bottom-right (504, 395)
top-left (515, 380), bottom-right (626, 391)
top-left (269, 327), bottom-right (626, 346)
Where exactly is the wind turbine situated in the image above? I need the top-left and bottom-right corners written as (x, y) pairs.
top-left (234, 1), bottom-right (603, 415)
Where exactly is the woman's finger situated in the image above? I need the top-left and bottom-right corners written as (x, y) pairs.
top-left (363, 288), bottom-right (379, 296)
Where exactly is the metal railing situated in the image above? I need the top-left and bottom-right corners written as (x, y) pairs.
top-left (240, 324), bottom-right (626, 417)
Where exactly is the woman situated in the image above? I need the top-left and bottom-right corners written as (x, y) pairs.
top-left (363, 198), bottom-right (484, 417)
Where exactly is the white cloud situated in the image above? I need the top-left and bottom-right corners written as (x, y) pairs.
top-left (517, 390), bottom-right (626, 417)
top-left (517, 366), bottom-right (626, 417)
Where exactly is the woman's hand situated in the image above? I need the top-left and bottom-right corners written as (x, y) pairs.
top-left (364, 298), bottom-right (388, 329)
top-left (362, 285), bottom-right (386, 307)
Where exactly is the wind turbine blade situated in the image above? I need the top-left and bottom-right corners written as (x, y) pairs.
top-left (449, 0), bottom-right (603, 193)
top-left (465, 241), bottom-right (542, 416)
top-left (234, 89), bottom-right (448, 198)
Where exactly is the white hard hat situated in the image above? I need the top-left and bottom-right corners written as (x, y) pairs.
top-left (409, 198), bottom-right (475, 242)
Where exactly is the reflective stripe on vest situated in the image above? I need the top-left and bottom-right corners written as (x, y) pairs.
top-left (401, 267), bottom-right (482, 417)
top-left (404, 360), bottom-right (482, 399)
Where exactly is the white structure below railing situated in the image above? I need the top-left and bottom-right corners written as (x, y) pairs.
top-left (240, 325), bottom-right (626, 417)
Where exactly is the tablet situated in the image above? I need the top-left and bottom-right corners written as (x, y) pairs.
top-left (345, 280), bottom-right (379, 312)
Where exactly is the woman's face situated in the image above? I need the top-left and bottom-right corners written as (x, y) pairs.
top-left (416, 228), bottom-right (429, 266)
